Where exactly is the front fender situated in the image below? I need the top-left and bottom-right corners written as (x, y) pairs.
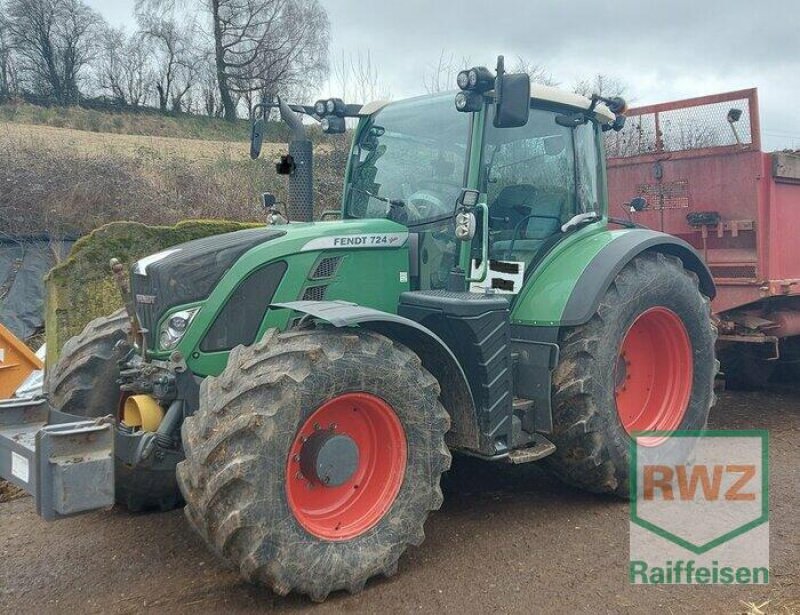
top-left (271, 300), bottom-right (480, 451)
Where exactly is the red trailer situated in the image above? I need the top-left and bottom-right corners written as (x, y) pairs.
top-left (606, 88), bottom-right (800, 387)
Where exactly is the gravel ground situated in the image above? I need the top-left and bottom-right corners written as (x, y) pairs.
top-left (1, 387), bottom-right (798, 614)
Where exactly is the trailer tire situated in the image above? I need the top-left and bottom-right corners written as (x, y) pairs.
top-left (46, 309), bottom-right (182, 512)
top-left (178, 326), bottom-right (451, 601)
top-left (546, 252), bottom-right (717, 498)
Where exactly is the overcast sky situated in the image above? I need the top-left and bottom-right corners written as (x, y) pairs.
top-left (88, 0), bottom-right (800, 150)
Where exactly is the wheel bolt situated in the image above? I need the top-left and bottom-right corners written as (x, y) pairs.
top-left (295, 471), bottom-right (304, 480)
top-left (314, 423), bottom-right (321, 431)
top-left (329, 423), bottom-right (337, 431)
top-left (293, 454), bottom-right (301, 462)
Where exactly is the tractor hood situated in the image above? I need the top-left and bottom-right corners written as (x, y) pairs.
top-left (130, 227), bottom-right (286, 338)
top-left (130, 219), bottom-right (411, 352)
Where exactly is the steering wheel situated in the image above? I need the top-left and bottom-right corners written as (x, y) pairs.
top-left (406, 189), bottom-right (445, 219)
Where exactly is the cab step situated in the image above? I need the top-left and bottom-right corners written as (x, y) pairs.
top-left (507, 434), bottom-right (556, 464)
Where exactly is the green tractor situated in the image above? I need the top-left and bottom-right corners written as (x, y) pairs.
top-left (5, 57), bottom-right (717, 600)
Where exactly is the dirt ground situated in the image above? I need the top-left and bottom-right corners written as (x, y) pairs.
top-left (1, 387), bottom-right (798, 615)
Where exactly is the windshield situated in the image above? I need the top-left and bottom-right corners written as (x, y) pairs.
top-left (345, 94), bottom-right (469, 226)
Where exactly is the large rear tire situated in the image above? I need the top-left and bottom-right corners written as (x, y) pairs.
top-left (178, 326), bottom-right (451, 601)
top-left (546, 252), bottom-right (717, 498)
top-left (46, 309), bottom-right (182, 511)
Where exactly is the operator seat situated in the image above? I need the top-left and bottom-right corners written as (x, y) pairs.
top-left (490, 184), bottom-right (564, 262)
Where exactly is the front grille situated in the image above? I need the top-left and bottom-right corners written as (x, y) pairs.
top-left (302, 285), bottom-right (328, 301)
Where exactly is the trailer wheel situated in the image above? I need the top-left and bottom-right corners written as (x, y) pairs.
top-left (46, 309), bottom-right (182, 512)
top-left (547, 252), bottom-right (717, 498)
top-left (178, 326), bottom-right (450, 601)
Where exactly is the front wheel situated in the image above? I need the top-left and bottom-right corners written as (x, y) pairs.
top-left (546, 252), bottom-right (717, 498)
top-left (178, 327), bottom-right (451, 601)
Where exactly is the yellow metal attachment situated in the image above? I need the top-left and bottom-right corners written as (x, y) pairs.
top-left (0, 323), bottom-right (43, 399)
top-left (123, 395), bottom-right (164, 432)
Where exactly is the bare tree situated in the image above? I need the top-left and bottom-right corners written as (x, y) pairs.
top-left (95, 27), bottom-right (151, 106)
top-left (4, 0), bottom-right (102, 104)
top-left (209, 0), bottom-right (330, 120)
top-left (573, 73), bottom-right (628, 99)
top-left (138, 9), bottom-right (200, 112)
top-left (511, 56), bottom-right (558, 86)
top-left (0, 15), bottom-right (19, 100)
top-left (332, 49), bottom-right (390, 102)
top-left (422, 49), bottom-right (470, 94)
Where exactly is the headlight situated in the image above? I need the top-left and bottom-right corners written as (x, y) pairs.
top-left (159, 308), bottom-right (199, 350)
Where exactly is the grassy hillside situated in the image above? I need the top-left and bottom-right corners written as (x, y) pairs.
top-left (0, 101), bottom-right (288, 142)
top-left (0, 104), bottom-right (349, 237)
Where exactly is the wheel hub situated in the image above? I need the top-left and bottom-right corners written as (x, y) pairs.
top-left (286, 392), bottom-right (408, 541)
top-left (614, 306), bottom-right (693, 445)
top-left (299, 431), bottom-right (360, 487)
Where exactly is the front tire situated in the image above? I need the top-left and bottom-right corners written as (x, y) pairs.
top-left (178, 326), bottom-right (451, 601)
top-left (547, 252), bottom-right (717, 498)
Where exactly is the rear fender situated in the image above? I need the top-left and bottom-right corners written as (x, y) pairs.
top-left (271, 301), bottom-right (480, 451)
top-left (511, 228), bottom-right (714, 327)
top-left (560, 230), bottom-right (715, 327)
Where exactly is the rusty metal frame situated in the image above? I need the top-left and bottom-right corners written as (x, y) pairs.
top-left (608, 88), bottom-right (761, 166)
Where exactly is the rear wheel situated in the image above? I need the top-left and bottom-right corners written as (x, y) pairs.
top-left (46, 309), bottom-right (182, 511)
top-left (178, 326), bottom-right (450, 601)
top-left (547, 252), bottom-right (717, 497)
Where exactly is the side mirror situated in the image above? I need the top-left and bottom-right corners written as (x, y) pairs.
top-left (494, 56), bottom-right (530, 129)
top-left (629, 196), bottom-right (647, 212)
top-left (250, 117), bottom-right (265, 160)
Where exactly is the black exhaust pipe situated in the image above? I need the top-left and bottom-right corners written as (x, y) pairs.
top-left (278, 97), bottom-right (314, 222)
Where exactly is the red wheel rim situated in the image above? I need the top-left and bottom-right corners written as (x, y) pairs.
top-left (615, 307), bottom-right (693, 446)
top-left (286, 392), bottom-right (407, 540)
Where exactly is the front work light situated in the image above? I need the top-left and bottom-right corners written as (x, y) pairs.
top-left (455, 91), bottom-right (483, 113)
top-left (467, 66), bottom-right (494, 92)
top-left (321, 115), bottom-right (346, 134)
top-left (457, 70), bottom-right (471, 90)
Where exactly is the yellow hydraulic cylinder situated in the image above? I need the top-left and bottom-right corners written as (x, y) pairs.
top-left (123, 395), bottom-right (165, 432)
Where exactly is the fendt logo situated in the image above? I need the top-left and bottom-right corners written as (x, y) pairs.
top-left (630, 431), bottom-right (769, 585)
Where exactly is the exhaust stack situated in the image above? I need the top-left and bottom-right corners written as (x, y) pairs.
top-left (278, 97), bottom-right (314, 222)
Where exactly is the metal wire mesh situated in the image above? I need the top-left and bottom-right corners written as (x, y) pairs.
top-left (301, 285), bottom-right (328, 301)
top-left (606, 94), bottom-right (754, 158)
top-left (310, 256), bottom-right (342, 280)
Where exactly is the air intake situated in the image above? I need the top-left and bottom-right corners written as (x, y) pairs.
top-left (310, 256), bottom-right (342, 280)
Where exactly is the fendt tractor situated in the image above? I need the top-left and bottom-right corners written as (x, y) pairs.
top-left (0, 57), bottom-right (717, 600)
